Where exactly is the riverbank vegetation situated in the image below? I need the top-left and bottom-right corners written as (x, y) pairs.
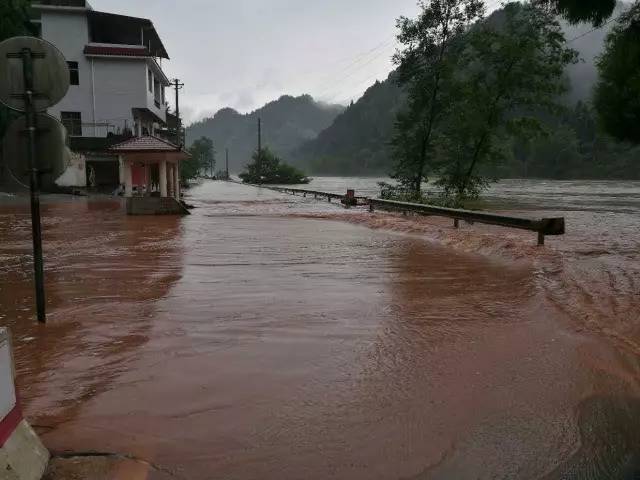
top-left (240, 148), bottom-right (310, 184)
top-left (387, 1), bottom-right (579, 205)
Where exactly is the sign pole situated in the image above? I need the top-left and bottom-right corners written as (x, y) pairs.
top-left (21, 47), bottom-right (46, 324)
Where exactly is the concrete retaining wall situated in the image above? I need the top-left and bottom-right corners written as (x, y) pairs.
top-left (126, 197), bottom-right (190, 216)
top-left (0, 329), bottom-right (49, 480)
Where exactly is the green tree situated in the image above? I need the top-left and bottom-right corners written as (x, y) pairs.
top-left (391, 0), bottom-right (485, 197)
top-left (0, 0), bottom-right (35, 185)
top-left (0, 0), bottom-right (34, 137)
top-left (436, 3), bottom-right (577, 201)
top-left (594, 2), bottom-right (640, 144)
top-left (240, 147), bottom-right (309, 184)
top-left (184, 136), bottom-right (214, 181)
top-left (533, 0), bottom-right (616, 26)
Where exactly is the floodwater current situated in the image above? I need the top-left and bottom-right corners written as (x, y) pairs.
top-left (1, 178), bottom-right (639, 479)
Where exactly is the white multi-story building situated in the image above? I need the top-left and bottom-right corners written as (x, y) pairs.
top-left (29, 0), bottom-right (185, 197)
top-left (33, 0), bottom-right (170, 138)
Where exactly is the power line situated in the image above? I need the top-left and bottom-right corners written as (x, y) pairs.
top-left (311, 38), bottom-right (396, 97)
top-left (315, 42), bottom-right (396, 100)
top-left (567, 17), bottom-right (617, 43)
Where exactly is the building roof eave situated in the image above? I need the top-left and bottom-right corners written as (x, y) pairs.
top-left (88, 10), bottom-right (169, 59)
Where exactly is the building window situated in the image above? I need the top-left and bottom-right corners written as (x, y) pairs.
top-left (61, 112), bottom-right (82, 136)
top-left (148, 69), bottom-right (153, 93)
top-left (67, 61), bottom-right (79, 85)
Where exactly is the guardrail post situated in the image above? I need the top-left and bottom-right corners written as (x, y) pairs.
top-left (538, 232), bottom-right (545, 246)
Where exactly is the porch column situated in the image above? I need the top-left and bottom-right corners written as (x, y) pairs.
top-left (159, 159), bottom-right (168, 197)
top-left (124, 159), bottom-right (133, 197)
top-left (144, 164), bottom-right (151, 194)
top-left (118, 155), bottom-right (125, 185)
top-left (174, 162), bottom-right (180, 200)
top-left (167, 163), bottom-right (174, 198)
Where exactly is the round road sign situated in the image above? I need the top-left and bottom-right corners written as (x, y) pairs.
top-left (3, 114), bottom-right (70, 190)
top-left (0, 36), bottom-right (69, 113)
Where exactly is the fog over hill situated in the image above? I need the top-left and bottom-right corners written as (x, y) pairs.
top-left (186, 95), bottom-right (344, 172)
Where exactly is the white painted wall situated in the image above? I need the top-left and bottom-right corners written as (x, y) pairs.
top-left (40, 10), bottom-right (93, 137)
top-left (92, 58), bottom-right (147, 135)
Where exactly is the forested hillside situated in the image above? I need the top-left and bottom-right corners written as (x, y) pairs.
top-left (293, 3), bottom-right (639, 180)
top-left (292, 73), bottom-right (403, 175)
top-left (186, 95), bottom-right (343, 172)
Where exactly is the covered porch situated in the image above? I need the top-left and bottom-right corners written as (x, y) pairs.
top-left (109, 136), bottom-right (190, 215)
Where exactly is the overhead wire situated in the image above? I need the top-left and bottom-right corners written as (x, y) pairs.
top-left (318, 0), bottom-right (621, 105)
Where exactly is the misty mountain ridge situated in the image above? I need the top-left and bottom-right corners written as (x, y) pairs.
top-left (186, 94), bottom-right (344, 172)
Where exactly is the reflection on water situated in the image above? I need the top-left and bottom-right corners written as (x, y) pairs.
top-left (0, 179), bottom-right (639, 479)
top-left (0, 196), bottom-right (183, 430)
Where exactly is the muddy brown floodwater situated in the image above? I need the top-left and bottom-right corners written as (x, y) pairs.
top-left (1, 179), bottom-right (640, 480)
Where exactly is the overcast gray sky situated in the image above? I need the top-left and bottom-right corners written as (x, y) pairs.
top-left (89, 0), bottom-right (424, 124)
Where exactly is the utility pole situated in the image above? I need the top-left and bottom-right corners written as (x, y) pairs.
top-left (225, 148), bottom-right (229, 180)
top-left (172, 79), bottom-right (184, 147)
top-left (257, 117), bottom-right (262, 184)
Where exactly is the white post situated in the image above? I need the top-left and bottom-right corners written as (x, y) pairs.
top-left (124, 159), bottom-right (133, 197)
top-left (159, 160), bottom-right (167, 197)
top-left (118, 155), bottom-right (125, 185)
top-left (144, 164), bottom-right (151, 195)
top-left (174, 162), bottom-right (180, 200)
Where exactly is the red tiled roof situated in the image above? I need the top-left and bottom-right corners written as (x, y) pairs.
top-left (84, 45), bottom-right (151, 57)
top-left (109, 135), bottom-right (181, 153)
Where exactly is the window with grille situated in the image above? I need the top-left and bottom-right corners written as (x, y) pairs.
top-left (61, 112), bottom-right (82, 136)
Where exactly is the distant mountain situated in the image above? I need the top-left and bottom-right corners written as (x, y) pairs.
top-left (292, 6), bottom-right (622, 176)
top-left (292, 73), bottom-right (403, 175)
top-left (186, 95), bottom-right (344, 172)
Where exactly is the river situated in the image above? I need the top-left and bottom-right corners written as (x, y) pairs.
top-left (1, 178), bottom-right (639, 479)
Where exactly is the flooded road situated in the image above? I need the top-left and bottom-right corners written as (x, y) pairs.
top-left (1, 179), bottom-right (639, 479)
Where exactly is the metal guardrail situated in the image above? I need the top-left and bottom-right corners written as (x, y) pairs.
top-left (239, 182), bottom-right (565, 246)
top-left (268, 186), bottom-right (368, 202)
top-left (368, 198), bottom-right (565, 245)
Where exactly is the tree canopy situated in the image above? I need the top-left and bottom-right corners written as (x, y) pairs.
top-left (240, 148), bottom-right (310, 185)
top-left (0, 0), bottom-right (34, 138)
top-left (390, 2), bottom-right (577, 203)
top-left (391, 0), bottom-right (485, 196)
top-left (434, 3), bottom-right (577, 201)
top-left (534, 0), bottom-right (617, 26)
top-left (184, 136), bottom-right (215, 181)
top-left (594, 2), bottom-right (640, 144)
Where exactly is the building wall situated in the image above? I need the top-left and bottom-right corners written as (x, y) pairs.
top-left (40, 12), bottom-right (167, 138)
top-left (40, 10), bottom-right (93, 137)
top-left (146, 61), bottom-right (168, 124)
top-left (92, 58), bottom-right (147, 135)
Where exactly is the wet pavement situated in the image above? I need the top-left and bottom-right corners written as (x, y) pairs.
top-left (1, 180), bottom-right (640, 479)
